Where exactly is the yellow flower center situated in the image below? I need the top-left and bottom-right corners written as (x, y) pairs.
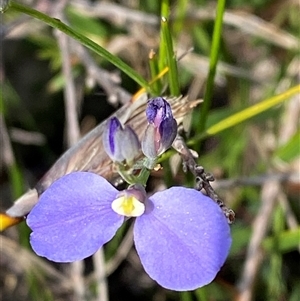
top-left (111, 195), bottom-right (145, 217)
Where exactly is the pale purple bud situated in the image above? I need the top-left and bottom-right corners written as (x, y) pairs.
top-left (142, 97), bottom-right (177, 158)
top-left (103, 117), bottom-right (140, 163)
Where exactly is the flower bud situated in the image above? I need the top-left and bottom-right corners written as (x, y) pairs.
top-left (103, 117), bottom-right (140, 164)
top-left (142, 97), bottom-right (177, 159)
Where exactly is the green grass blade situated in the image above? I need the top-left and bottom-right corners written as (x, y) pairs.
top-left (158, 0), bottom-right (170, 72)
top-left (148, 49), bottom-right (161, 95)
top-left (274, 130), bottom-right (300, 162)
top-left (161, 16), bottom-right (180, 96)
top-left (160, 0), bottom-right (170, 19)
top-left (205, 85), bottom-right (300, 136)
top-left (267, 205), bottom-right (285, 300)
top-left (173, 0), bottom-right (188, 35)
top-left (8, 163), bottom-right (24, 199)
top-left (198, 0), bottom-right (227, 132)
top-left (180, 291), bottom-right (193, 301)
top-left (195, 286), bottom-right (209, 301)
top-left (159, 0), bottom-right (180, 96)
top-left (8, 1), bottom-right (151, 91)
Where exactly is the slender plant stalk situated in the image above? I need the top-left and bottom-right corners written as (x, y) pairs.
top-left (158, 0), bottom-right (170, 72)
top-left (8, 1), bottom-right (152, 92)
top-left (198, 0), bottom-right (227, 132)
top-left (181, 291), bottom-right (193, 301)
top-left (195, 286), bottom-right (209, 301)
top-left (134, 67), bottom-right (169, 97)
top-left (161, 16), bottom-right (180, 96)
top-left (173, 0), bottom-right (188, 35)
top-left (148, 49), bottom-right (161, 95)
top-left (159, 0), bottom-right (180, 96)
top-left (161, 0), bottom-right (170, 18)
top-left (8, 163), bottom-right (24, 199)
top-left (267, 205), bottom-right (285, 300)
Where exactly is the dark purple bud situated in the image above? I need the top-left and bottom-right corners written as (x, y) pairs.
top-left (142, 97), bottom-right (177, 158)
top-left (103, 117), bottom-right (140, 163)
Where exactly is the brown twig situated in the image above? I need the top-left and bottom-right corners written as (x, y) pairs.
top-left (172, 134), bottom-right (235, 224)
top-left (93, 249), bottom-right (109, 301)
top-left (0, 234), bottom-right (73, 291)
top-left (53, 1), bottom-right (86, 300)
top-left (71, 0), bottom-right (298, 50)
top-left (236, 57), bottom-right (299, 300)
top-left (211, 172), bottom-right (298, 189)
top-left (72, 41), bottom-right (132, 105)
top-left (106, 223), bottom-right (134, 276)
top-left (9, 127), bottom-right (46, 146)
top-left (67, 261), bottom-right (86, 301)
top-left (86, 223), bottom-right (134, 287)
top-left (54, 25), bottom-right (80, 146)
top-left (236, 180), bottom-right (280, 301)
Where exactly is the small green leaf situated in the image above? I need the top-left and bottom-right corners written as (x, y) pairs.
top-left (230, 225), bottom-right (251, 256)
top-left (66, 7), bottom-right (108, 40)
top-left (263, 228), bottom-right (300, 253)
top-left (274, 130), bottom-right (300, 162)
top-left (47, 66), bottom-right (82, 93)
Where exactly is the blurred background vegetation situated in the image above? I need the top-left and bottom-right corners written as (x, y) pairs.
top-left (0, 0), bottom-right (299, 301)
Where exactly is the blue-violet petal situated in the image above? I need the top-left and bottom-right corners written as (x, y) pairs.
top-left (103, 117), bottom-right (123, 162)
top-left (146, 97), bottom-right (173, 126)
top-left (158, 117), bottom-right (177, 154)
top-left (115, 125), bottom-right (141, 163)
top-left (134, 187), bottom-right (231, 291)
top-left (27, 172), bottom-right (124, 262)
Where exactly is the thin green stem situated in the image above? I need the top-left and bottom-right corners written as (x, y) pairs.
top-left (180, 291), bottom-right (193, 301)
top-left (195, 286), bottom-right (209, 301)
top-left (160, 0), bottom-right (170, 18)
top-left (8, 163), bottom-right (24, 199)
top-left (198, 0), bottom-right (226, 132)
top-left (158, 0), bottom-right (170, 72)
top-left (8, 1), bottom-right (151, 92)
top-left (173, 0), bottom-right (188, 35)
top-left (158, 0), bottom-right (180, 96)
top-left (137, 167), bottom-right (151, 186)
top-left (161, 17), bottom-right (180, 96)
top-left (148, 49), bottom-right (161, 95)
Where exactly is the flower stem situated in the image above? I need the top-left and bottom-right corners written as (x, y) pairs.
top-left (137, 167), bottom-right (151, 187)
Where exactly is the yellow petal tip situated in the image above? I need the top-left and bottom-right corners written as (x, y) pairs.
top-left (0, 213), bottom-right (23, 231)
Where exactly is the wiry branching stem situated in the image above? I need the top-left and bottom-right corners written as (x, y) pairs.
top-left (172, 135), bottom-right (235, 224)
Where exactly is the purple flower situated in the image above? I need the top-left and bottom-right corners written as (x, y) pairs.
top-left (27, 172), bottom-right (231, 291)
top-left (103, 117), bottom-right (140, 164)
top-left (142, 97), bottom-right (178, 159)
